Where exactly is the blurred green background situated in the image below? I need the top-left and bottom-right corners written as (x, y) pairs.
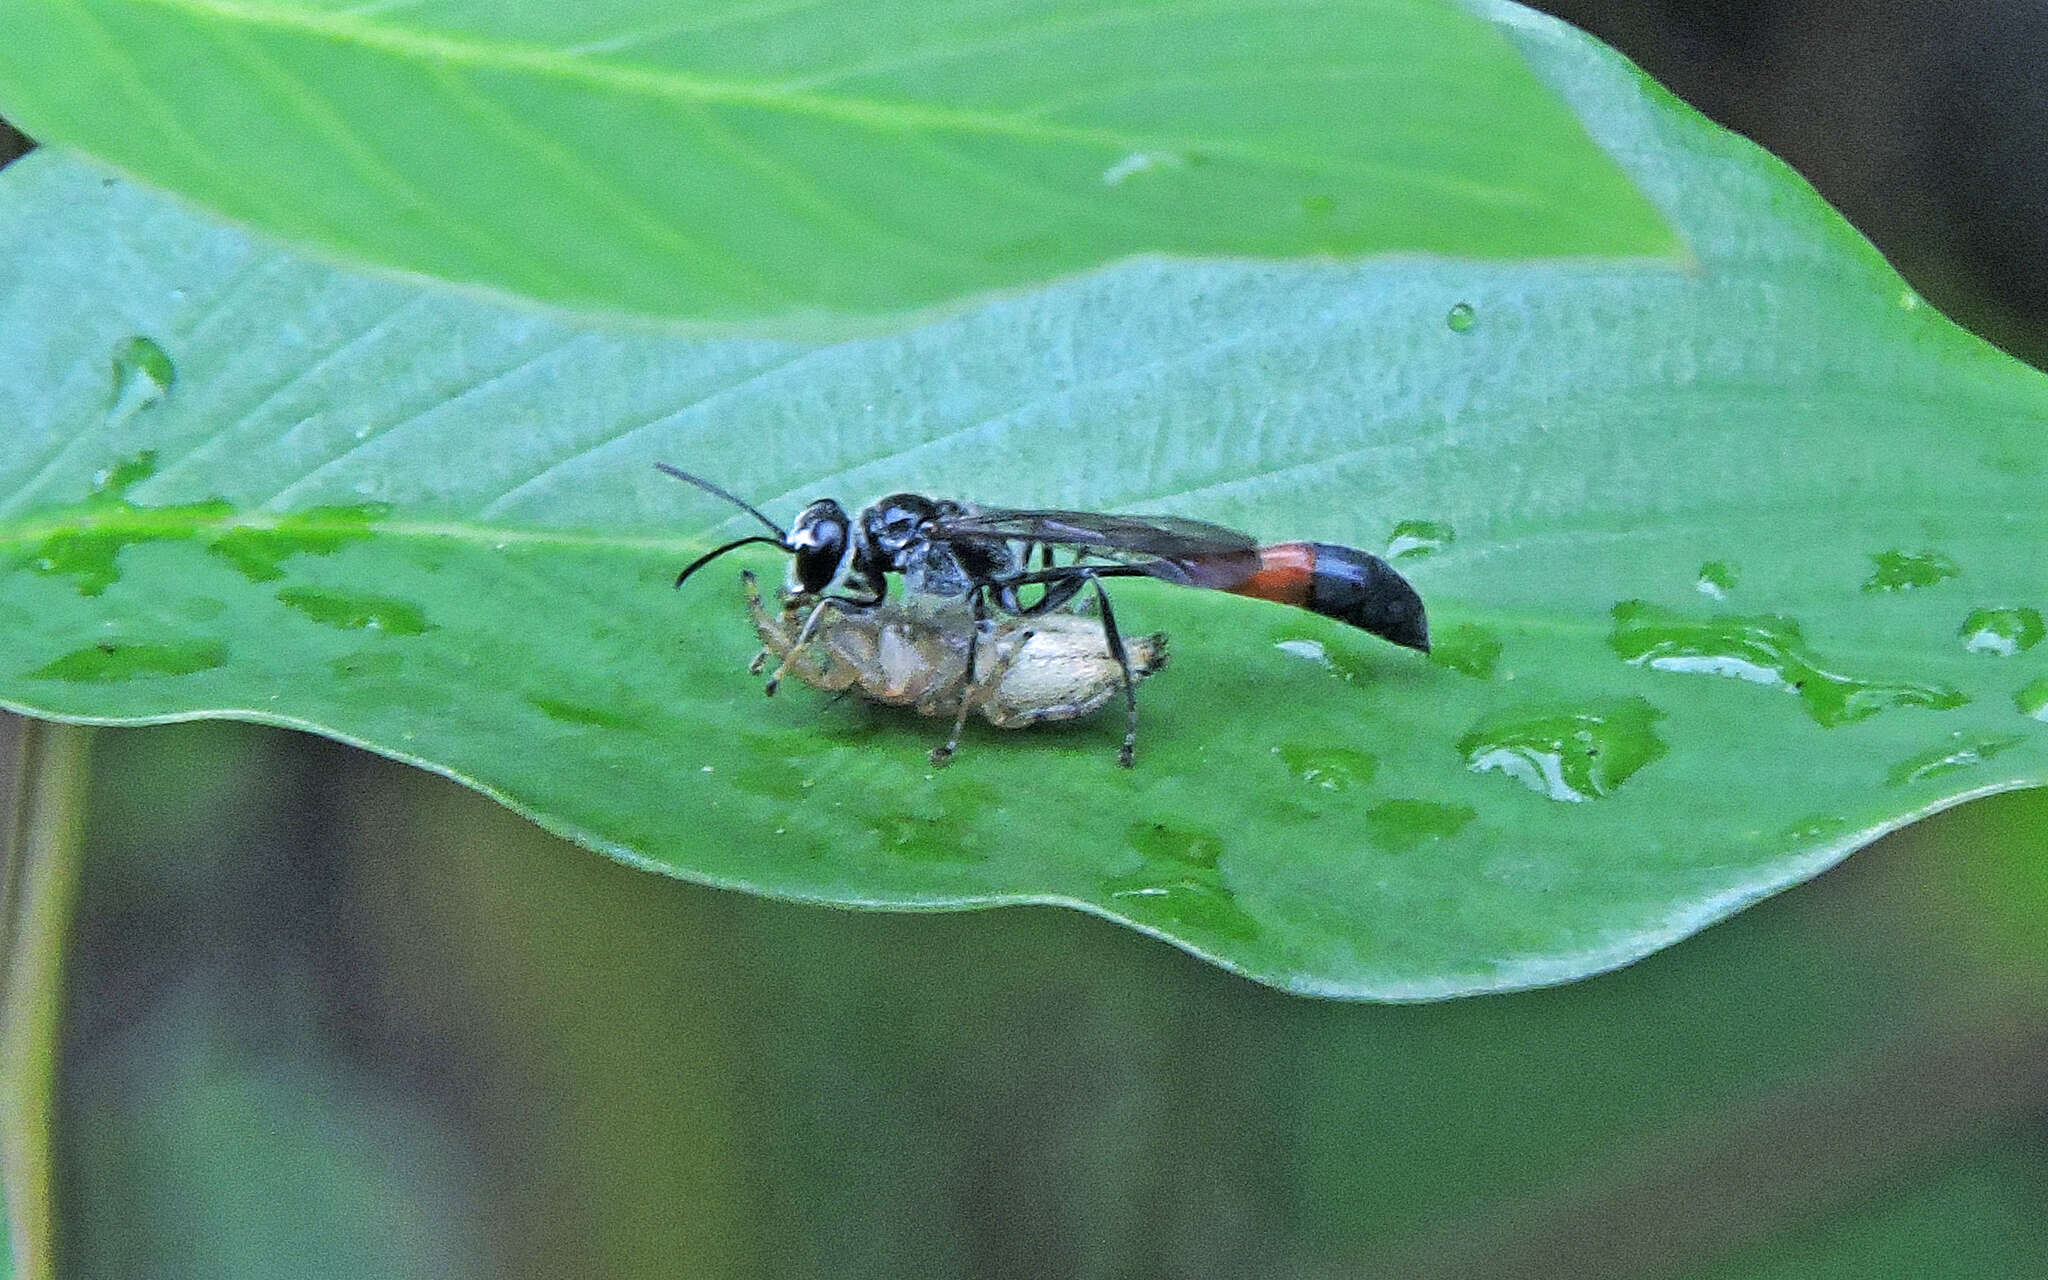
top-left (9, 1), bottom-right (2048, 1275)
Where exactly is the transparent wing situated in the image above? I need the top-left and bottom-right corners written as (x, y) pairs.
top-left (932, 508), bottom-right (1263, 588)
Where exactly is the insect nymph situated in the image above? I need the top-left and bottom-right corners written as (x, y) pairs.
top-left (742, 570), bottom-right (1168, 765)
top-left (659, 463), bottom-right (1429, 765)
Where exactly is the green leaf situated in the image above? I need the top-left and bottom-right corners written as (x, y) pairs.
top-left (0, 2), bottom-right (2044, 999)
top-left (0, 0), bottom-right (1677, 322)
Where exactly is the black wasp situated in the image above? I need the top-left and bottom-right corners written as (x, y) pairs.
top-left (657, 463), bottom-right (1429, 766)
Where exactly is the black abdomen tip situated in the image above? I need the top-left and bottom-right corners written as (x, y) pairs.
top-left (1306, 544), bottom-right (1430, 652)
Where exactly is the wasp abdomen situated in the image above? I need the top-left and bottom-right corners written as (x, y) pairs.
top-left (1227, 542), bottom-right (1430, 653)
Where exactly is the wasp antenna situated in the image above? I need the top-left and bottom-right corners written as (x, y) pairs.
top-left (654, 462), bottom-right (787, 540)
top-left (674, 536), bottom-right (789, 590)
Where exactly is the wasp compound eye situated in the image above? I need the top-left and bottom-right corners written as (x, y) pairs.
top-left (789, 500), bottom-right (850, 595)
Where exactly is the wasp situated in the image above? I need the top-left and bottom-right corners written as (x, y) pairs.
top-left (658, 463), bottom-right (1428, 765)
top-left (742, 570), bottom-right (1168, 765)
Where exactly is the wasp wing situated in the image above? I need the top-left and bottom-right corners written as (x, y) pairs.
top-left (932, 508), bottom-right (1263, 588)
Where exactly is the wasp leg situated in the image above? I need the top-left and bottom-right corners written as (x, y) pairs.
top-left (991, 565), bottom-right (1145, 765)
top-left (1087, 578), bottom-right (1141, 767)
top-left (930, 589), bottom-right (992, 768)
top-left (998, 564), bottom-right (1150, 617)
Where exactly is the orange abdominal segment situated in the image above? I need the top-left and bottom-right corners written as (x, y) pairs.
top-left (1223, 542), bottom-right (1315, 607)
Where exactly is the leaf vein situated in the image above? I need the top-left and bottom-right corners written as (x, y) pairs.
top-left (108, 0), bottom-right (1555, 211)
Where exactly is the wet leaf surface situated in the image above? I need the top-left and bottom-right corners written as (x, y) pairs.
top-left (0, 7), bottom-right (2043, 997)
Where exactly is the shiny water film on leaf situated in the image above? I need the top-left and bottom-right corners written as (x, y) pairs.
top-left (1959, 607), bottom-right (2045, 658)
top-left (0, 0), bottom-right (2044, 999)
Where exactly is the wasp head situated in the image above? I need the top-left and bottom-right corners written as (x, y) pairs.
top-left (788, 498), bottom-right (851, 595)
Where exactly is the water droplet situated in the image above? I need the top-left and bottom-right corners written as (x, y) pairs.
top-left (108, 335), bottom-right (175, 410)
top-left (1609, 601), bottom-right (1968, 727)
top-left (29, 639), bottom-right (225, 683)
top-left (1106, 821), bottom-right (1256, 940)
top-left (1696, 561), bottom-right (1737, 600)
top-left (1126, 822), bottom-right (1223, 866)
top-left (1458, 699), bottom-right (1666, 803)
top-left (1101, 150), bottom-right (1183, 186)
top-left (276, 587), bottom-right (430, 635)
top-left (1365, 800), bottom-right (1475, 853)
top-left (90, 450), bottom-right (160, 499)
top-left (1274, 638), bottom-right (1331, 668)
top-left (1446, 302), bottom-right (1476, 333)
top-left (1276, 743), bottom-right (1375, 791)
top-left (1271, 635), bottom-right (1376, 682)
top-left (1887, 733), bottom-right (2026, 786)
top-left (1899, 288), bottom-right (1923, 311)
top-left (1862, 549), bottom-right (1959, 593)
top-left (2016, 677), bottom-right (2048, 721)
top-left (1428, 623), bottom-right (1501, 680)
top-left (869, 808), bottom-right (985, 862)
top-left (207, 503), bottom-right (389, 582)
top-left (23, 481), bottom-right (235, 597)
top-left (1958, 606), bottom-right (2045, 657)
top-left (721, 738), bottom-right (820, 804)
top-left (1386, 520), bottom-right (1455, 560)
top-left (1784, 813), bottom-right (1852, 843)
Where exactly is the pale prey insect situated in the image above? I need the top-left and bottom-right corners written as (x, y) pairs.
top-left (742, 571), bottom-right (1168, 766)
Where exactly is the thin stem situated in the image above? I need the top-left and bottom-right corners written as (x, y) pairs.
top-left (0, 718), bottom-right (94, 1280)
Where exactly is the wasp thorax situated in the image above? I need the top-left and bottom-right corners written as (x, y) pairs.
top-left (862, 494), bottom-right (941, 560)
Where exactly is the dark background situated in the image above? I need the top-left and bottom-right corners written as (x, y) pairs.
top-left (1543, 0), bottom-right (2048, 368)
top-left (6, 2), bottom-right (2048, 1276)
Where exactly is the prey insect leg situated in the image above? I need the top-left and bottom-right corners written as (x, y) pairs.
top-left (931, 624), bottom-right (1035, 768)
top-left (740, 570), bottom-right (774, 673)
top-left (766, 591), bottom-right (876, 696)
top-left (931, 589), bottom-right (992, 767)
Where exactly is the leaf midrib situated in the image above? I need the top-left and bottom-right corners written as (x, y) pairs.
top-left (16, 490), bottom-right (2046, 568)
top-left (3, 506), bottom-right (2012, 678)
top-left (102, 0), bottom-right (1554, 209)
top-left (0, 506), bottom-right (694, 556)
